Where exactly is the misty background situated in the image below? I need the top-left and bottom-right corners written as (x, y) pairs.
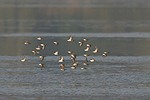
top-left (0, 0), bottom-right (150, 33)
top-left (0, 0), bottom-right (150, 56)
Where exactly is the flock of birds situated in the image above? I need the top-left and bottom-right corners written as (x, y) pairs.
top-left (21, 35), bottom-right (109, 71)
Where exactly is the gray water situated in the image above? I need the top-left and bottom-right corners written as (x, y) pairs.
top-left (0, 33), bottom-right (150, 56)
top-left (0, 33), bottom-right (150, 100)
top-left (0, 0), bottom-right (150, 99)
top-left (0, 56), bottom-right (150, 100)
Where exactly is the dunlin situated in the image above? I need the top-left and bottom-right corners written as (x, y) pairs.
top-left (37, 37), bottom-right (42, 41)
top-left (93, 46), bottom-right (98, 53)
top-left (78, 41), bottom-right (83, 46)
top-left (21, 56), bottom-right (26, 62)
top-left (39, 56), bottom-right (44, 61)
top-left (84, 47), bottom-right (90, 52)
top-left (24, 41), bottom-right (31, 45)
top-left (53, 41), bottom-right (59, 45)
top-left (60, 63), bottom-right (65, 71)
top-left (54, 51), bottom-right (59, 56)
top-left (67, 35), bottom-right (73, 42)
top-left (40, 43), bottom-right (45, 50)
top-left (90, 58), bottom-right (95, 63)
top-left (39, 63), bottom-right (44, 70)
top-left (58, 56), bottom-right (64, 63)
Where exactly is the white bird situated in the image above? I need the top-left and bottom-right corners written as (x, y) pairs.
top-left (39, 56), bottom-right (44, 61)
top-left (53, 41), bottom-right (59, 45)
top-left (70, 54), bottom-right (76, 59)
top-left (83, 62), bottom-right (88, 66)
top-left (83, 54), bottom-right (89, 57)
top-left (90, 58), bottom-right (95, 63)
top-left (93, 46), bottom-right (98, 53)
top-left (84, 47), bottom-right (90, 52)
top-left (40, 43), bottom-right (45, 50)
top-left (39, 63), bottom-right (44, 70)
top-left (78, 41), bottom-right (83, 46)
top-left (67, 50), bottom-right (72, 54)
top-left (83, 38), bottom-right (88, 42)
top-left (24, 41), bottom-right (31, 45)
top-left (60, 64), bottom-right (65, 71)
top-left (32, 50), bottom-right (36, 56)
top-left (71, 62), bottom-right (78, 69)
top-left (86, 43), bottom-right (91, 47)
top-left (54, 51), bottom-right (59, 56)
top-left (102, 51), bottom-right (109, 57)
top-left (58, 56), bottom-right (64, 63)
top-left (37, 37), bottom-right (42, 41)
top-left (21, 56), bottom-right (26, 62)
top-left (36, 45), bottom-right (41, 51)
top-left (81, 67), bottom-right (87, 70)
top-left (67, 35), bottom-right (73, 42)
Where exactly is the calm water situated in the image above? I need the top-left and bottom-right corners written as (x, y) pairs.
top-left (0, 33), bottom-right (150, 99)
top-left (0, 0), bottom-right (150, 99)
top-left (0, 33), bottom-right (150, 56)
top-left (0, 56), bottom-right (150, 99)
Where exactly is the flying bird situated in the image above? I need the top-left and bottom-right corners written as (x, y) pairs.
top-left (39, 56), bottom-right (45, 61)
top-left (54, 51), bottom-right (59, 56)
top-left (90, 58), bottom-right (95, 63)
top-left (37, 37), bottom-right (42, 41)
top-left (102, 51), bottom-right (109, 57)
top-left (53, 41), bottom-right (59, 45)
top-left (24, 41), bottom-right (31, 45)
top-left (60, 63), bottom-right (65, 71)
top-left (58, 56), bottom-right (64, 63)
top-left (39, 63), bottom-right (44, 70)
top-left (40, 43), bottom-right (45, 50)
top-left (67, 35), bottom-right (73, 42)
top-left (78, 41), bottom-right (83, 46)
top-left (93, 46), bottom-right (98, 53)
top-left (21, 56), bottom-right (26, 62)
top-left (84, 47), bottom-right (90, 52)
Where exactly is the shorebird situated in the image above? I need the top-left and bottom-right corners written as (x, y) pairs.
top-left (39, 63), bottom-right (44, 70)
top-left (32, 50), bottom-right (36, 56)
top-left (83, 62), bottom-right (88, 66)
top-left (82, 56), bottom-right (88, 65)
top-left (78, 41), bottom-right (83, 46)
top-left (67, 35), bottom-right (73, 42)
top-left (36, 45), bottom-right (41, 51)
top-left (37, 37), bottom-right (42, 41)
top-left (83, 38), bottom-right (88, 42)
top-left (40, 43), bottom-right (45, 50)
top-left (67, 50), bottom-right (72, 54)
top-left (39, 56), bottom-right (44, 61)
top-left (93, 46), bottom-right (98, 53)
top-left (54, 51), bottom-right (59, 56)
top-left (90, 58), bottom-right (95, 63)
top-left (53, 41), bottom-right (59, 45)
top-left (81, 67), bottom-right (87, 70)
top-left (21, 56), bottom-right (26, 62)
top-left (83, 54), bottom-right (89, 57)
top-left (102, 51), bottom-right (109, 57)
top-left (84, 47), bottom-right (90, 52)
top-left (60, 63), bottom-right (65, 71)
top-left (24, 41), bottom-right (31, 45)
top-left (86, 43), bottom-right (91, 47)
top-left (58, 56), bottom-right (64, 63)
top-left (71, 62), bottom-right (78, 69)
top-left (70, 54), bottom-right (76, 59)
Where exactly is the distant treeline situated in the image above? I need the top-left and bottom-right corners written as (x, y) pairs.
top-left (0, 0), bottom-right (150, 33)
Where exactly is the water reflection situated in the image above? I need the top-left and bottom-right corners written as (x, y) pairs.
top-left (0, 0), bottom-right (150, 33)
top-left (0, 34), bottom-right (150, 56)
